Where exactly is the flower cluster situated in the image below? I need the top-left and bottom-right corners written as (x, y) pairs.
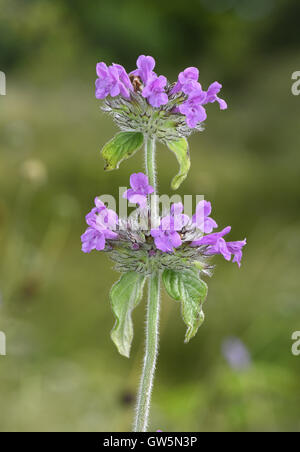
top-left (81, 173), bottom-right (246, 268)
top-left (171, 68), bottom-right (227, 128)
top-left (86, 54), bottom-right (246, 430)
top-left (95, 55), bottom-right (227, 132)
top-left (81, 198), bottom-right (118, 253)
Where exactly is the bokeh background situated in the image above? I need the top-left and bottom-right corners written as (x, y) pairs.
top-left (1, 0), bottom-right (300, 432)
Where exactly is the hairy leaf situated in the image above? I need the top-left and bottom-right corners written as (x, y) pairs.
top-left (102, 132), bottom-right (144, 171)
top-left (163, 268), bottom-right (208, 343)
top-left (166, 138), bottom-right (190, 190)
top-left (110, 272), bottom-right (146, 357)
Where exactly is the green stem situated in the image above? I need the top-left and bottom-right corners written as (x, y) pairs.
top-left (145, 135), bottom-right (159, 225)
top-left (145, 135), bottom-right (157, 191)
top-left (134, 270), bottom-right (161, 432)
top-left (133, 135), bottom-right (161, 431)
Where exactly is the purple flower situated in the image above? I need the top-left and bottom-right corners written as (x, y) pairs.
top-left (142, 75), bottom-right (169, 108)
top-left (204, 230), bottom-right (232, 262)
top-left (226, 239), bottom-right (247, 267)
top-left (151, 203), bottom-right (189, 253)
top-left (171, 67), bottom-right (200, 94)
top-left (179, 89), bottom-right (207, 128)
top-left (182, 80), bottom-right (202, 96)
top-left (123, 172), bottom-right (154, 208)
top-left (192, 226), bottom-right (232, 247)
top-left (159, 203), bottom-right (189, 232)
top-left (151, 227), bottom-right (182, 253)
top-left (81, 198), bottom-right (118, 253)
top-left (179, 81), bottom-right (227, 128)
top-left (130, 55), bottom-right (168, 108)
top-left (130, 55), bottom-right (156, 85)
top-left (95, 62), bottom-right (132, 99)
top-left (192, 226), bottom-right (246, 267)
top-left (170, 66), bottom-right (227, 128)
top-left (113, 64), bottom-right (133, 92)
top-left (192, 200), bottom-right (218, 233)
top-left (203, 82), bottom-right (227, 110)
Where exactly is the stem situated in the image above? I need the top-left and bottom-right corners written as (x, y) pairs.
top-left (145, 135), bottom-right (159, 225)
top-left (133, 136), bottom-right (161, 431)
top-left (145, 135), bottom-right (157, 191)
top-left (134, 270), bottom-right (161, 432)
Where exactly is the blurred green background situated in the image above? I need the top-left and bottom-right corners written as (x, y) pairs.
top-left (1, 0), bottom-right (300, 432)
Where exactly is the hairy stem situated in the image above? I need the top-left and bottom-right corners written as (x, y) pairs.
top-left (134, 270), bottom-right (161, 432)
top-left (133, 135), bottom-right (161, 431)
top-left (145, 135), bottom-right (157, 191)
top-left (145, 136), bottom-right (159, 224)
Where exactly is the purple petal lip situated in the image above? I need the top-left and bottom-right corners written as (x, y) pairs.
top-left (123, 173), bottom-right (154, 208)
top-left (127, 193), bottom-right (148, 208)
top-left (203, 82), bottom-right (227, 111)
top-left (151, 231), bottom-right (182, 253)
top-left (142, 75), bottom-right (168, 108)
top-left (192, 226), bottom-right (231, 246)
top-left (171, 66), bottom-right (199, 94)
top-left (191, 223), bottom-right (246, 267)
top-left (192, 200), bottom-right (218, 233)
top-left (170, 202), bottom-right (184, 215)
top-left (130, 55), bottom-right (156, 85)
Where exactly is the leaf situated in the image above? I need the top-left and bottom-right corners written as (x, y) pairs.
top-left (110, 272), bottom-right (146, 358)
top-left (166, 138), bottom-right (191, 190)
top-left (162, 268), bottom-right (208, 343)
top-left (101, 132), bottom-right (144, 171)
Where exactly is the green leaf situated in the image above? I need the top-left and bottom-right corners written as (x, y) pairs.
top-left (166, 138), bottom-right (190, 190)
top-left (162, 268), bottom-right (208, 343)
top-left (110, 272), bottom-right (146, 358)
top-left (101, 132), bottom-right (144, 171)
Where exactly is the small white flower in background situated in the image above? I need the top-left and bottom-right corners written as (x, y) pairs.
top-left (222, 337), bottom-right (251, 371)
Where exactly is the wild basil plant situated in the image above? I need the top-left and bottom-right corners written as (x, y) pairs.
top-left (81, 55), bottom-right (246, 431)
